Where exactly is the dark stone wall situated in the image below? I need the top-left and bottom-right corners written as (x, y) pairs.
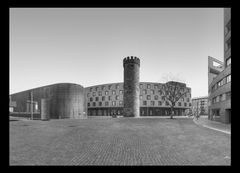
top-left (10, 83), bottom-right (86, 119)
top-left (123, 56), bottom-right (140, 117)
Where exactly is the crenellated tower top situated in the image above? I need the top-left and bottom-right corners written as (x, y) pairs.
top-left (123, 56), bottom-right (140, 67)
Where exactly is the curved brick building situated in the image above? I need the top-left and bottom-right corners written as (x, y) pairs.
top-left (10, 83), bottom-right (87, 119)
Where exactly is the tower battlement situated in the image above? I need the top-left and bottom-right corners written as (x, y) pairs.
top-left (123, 56), bottom-right (140, 67)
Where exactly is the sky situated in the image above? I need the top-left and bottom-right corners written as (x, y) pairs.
top-left (10, 8), bottom-right (224, 98)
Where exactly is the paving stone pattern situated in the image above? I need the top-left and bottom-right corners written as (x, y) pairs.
top-left (10, 118), bottom-right (231, 165)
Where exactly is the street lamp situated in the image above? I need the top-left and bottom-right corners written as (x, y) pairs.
top-left (31, 91), bottom-right (33, 120)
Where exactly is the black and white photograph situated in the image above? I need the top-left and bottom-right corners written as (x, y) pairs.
top-left (9, 7), bottom-right (231, 166)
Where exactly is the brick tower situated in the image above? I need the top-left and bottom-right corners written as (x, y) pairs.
top-left (123, 56), bottom-right (140, 117)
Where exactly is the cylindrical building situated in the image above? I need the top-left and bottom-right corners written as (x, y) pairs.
top-left (10, 83), bottom-right (86, 119)
top-left (123, 56), bottom-right (140, 117)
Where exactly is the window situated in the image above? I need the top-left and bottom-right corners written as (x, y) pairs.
top-left (184, 102), bottom-right (187, 107)
top-left (178, 102), bottom-right (181, 106)
top-left (101, 86), bottom-right (105, 90)
top-left (112, 90), bottom-right (116, 95)
top-left (151, 101), bottom-right (155, 106)
top-left (143, 90), bottom-right (147, 94)
top-left (151, 90), bottom-right (155, 95)
top-left (162, 96), bottom-right (165, 101)
top-left (149, 110), bottom-right (153, 116)
top-left (87, 93), bottom-right (90, 97)
top-left (93, 102), bottom-right (96, 107)
top-left (87, 103), bottom-right (90, 107)
top-left (226, 37), bottom-right (231, 51)
top-left (221, 79), bottom-right (224, 86)
top-left (93, 92), bottom-right (96, 96)
top-left (158, 90), bottom-right (162, 95)
top-left (105, 91), bottom-right (109, 95)
top-left (108, 96), bottom-right (112, 100)
top-left (154, 95), bottom-right (158, 100)
top-left (116, 84), bottom-right (119, 89)
top-left (187, 98), bottom-right (190, 102)
top-left (95, 87), bottom-right (98, 91)
top-left (108, 85), bottom-right (112, 90)
top-left (116, 95), bottom-right (119, 100)
top-left (226, 57), bottom-right (231, 67)
top-left (226, 92), bottom-right (231, 100)
top-left (140, 84), bottom-right (143, 88)
top-left (158, 101), bottom-right (162, 106)
top-left (98, 91), bottom-right (102, 96)
top-left (189, 103), bottom-right (191, 107)
top-left (220, 95), bottom-right (223, 102)
top-left (165, 101), bottom-right (169, 106)
top-left (90, 88), bottom-right (92, 92)
top-left (212, 97), bottom-right (216, 104)
top-left (143, 101), bottom-right (147, 105)
top-left (140, 95), bottom-right (143, 100)
top-left (119, 101), bottom-right (123, 106)
top-left (221, 93), bottom-right (226, 101)
top-left (95, 97), bottom-right (99, 101)
top-left (119, 90), bottom-right (123, 95)
top-left (105, 102), bottom-right (109, 106)
top-left (226, 74), bottom-right (231, 83)
top-left (99, 102), bottom-right (102, 106)
top-left (147, 84), bottom-right (151, 89)
top-left (154, 85), bottom-right (158, 89)
top-left (102, 96), bottom-right (105, 101)
top-left (112, 101), bottom-right (116, 106)
top-left (90, 97), bottom-right (93, 102)
top-left (225, 19), bottom-right (231, 35)
top-left (216, 96), bottom-right (220, 103)
top-left (147, 95), bottom-right (151, 100)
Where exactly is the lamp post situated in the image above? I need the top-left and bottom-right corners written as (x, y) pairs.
top-left (31, 91), bottom-right (33, 120)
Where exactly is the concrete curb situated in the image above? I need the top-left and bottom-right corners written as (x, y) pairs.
top-left (193, 118), bottom-right (231, 135)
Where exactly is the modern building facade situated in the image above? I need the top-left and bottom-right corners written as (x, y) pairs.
top-left (10, 83), bottom-right (87, 119)
top-left (208, 8), bottom-right (231, 123)
top-left (10, 81), bottom-right (192, 119)
top-left (86, 82), bottom-right (191, 117)
top-left (10, 54), bottom-right (192, 119)
top-left (192, 96), bottom-right (208, 116)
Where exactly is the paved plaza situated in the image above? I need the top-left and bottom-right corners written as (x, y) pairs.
top-left (10, 117), bottom-right (231, 165)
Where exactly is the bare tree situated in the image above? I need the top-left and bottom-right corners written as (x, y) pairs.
top-left (161, 74), bottom-right (189, 119)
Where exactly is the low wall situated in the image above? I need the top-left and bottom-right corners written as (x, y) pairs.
top-left (10, 112), bottom-right (41, 120)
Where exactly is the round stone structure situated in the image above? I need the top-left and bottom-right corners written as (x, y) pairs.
top-left (123, 56), bottom-right (140, 117)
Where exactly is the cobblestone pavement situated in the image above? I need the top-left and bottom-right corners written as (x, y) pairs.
top-left (10, 118), bottom-right (231, 165)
